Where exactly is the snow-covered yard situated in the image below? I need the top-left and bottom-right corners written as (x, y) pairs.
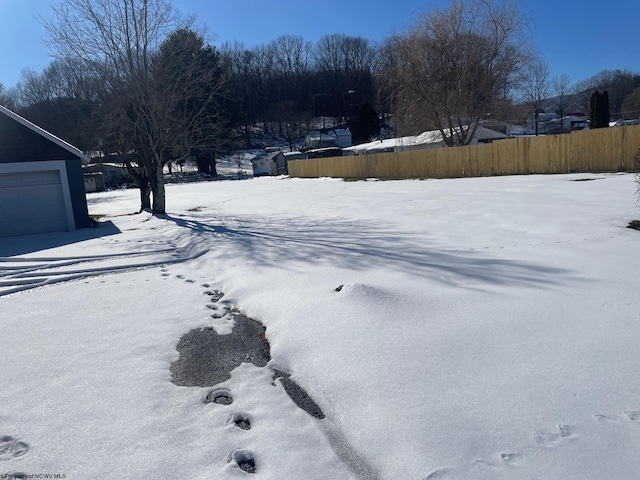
top-left (1, 172), bottom-right (640, 480)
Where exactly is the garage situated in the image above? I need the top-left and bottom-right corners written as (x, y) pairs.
top-left (0, 164), bottom-right (75, 237)
top-left (0, 106), bottom-right (90, 238)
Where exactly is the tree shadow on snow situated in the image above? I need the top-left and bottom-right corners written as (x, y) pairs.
top-left (0, 221), bottom-right (121, 257)
top-left (160, 213), bottom-right (577, 289)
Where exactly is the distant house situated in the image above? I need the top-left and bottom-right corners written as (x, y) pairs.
top-left (251, 150), bottom-right (286, 176)
top-left (526, 112), bottom-right (588, 134)
top-left (306, 147), bottom-right (343, 158)
top-left (0, 105), bottom-right (91, 238)
top-left (482, 119), bottom-right (525, 138)
top-left (343, 126), bottom-right (506, 156)
top-left (304, 128), bottom-right (352, 150)
top-left (565, 113), bottom-right (589, 131)
top-left (83, 157), bottom-right (133, 192)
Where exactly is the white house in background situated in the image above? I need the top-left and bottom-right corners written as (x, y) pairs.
top-left (304, 128), bottom-right (352, 149)
top-left (506, 124), bottom-right (526, 137)
top-left (251, 150), bottom-right (286, 176)
top-left (565, 113), bottom-right (589, 131)
top-left (83, 160), bottom-right (133, 192)
top-left (525, 112), bottom-right (588, 135)
top-left (482, 119), bottom-right (525, 138)
top-left (343, 126), bottom-right (506, 156)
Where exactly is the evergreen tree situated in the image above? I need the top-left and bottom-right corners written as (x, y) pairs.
top-left (349, 101), bottom-right (380, 143)
top-left (590, 90), bottom-right (610, 128)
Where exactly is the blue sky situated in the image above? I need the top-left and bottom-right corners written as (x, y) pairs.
top-left (1, 0), bottom-right (639, 90)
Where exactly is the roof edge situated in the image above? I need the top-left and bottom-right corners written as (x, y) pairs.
top-left (0, 104), bottom-right (91, 163)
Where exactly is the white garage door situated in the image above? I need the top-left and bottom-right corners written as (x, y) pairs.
top-left (0, 169), bottom-right (70, 237)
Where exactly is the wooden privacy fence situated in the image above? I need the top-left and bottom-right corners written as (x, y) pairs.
top-left (288, 125), bottom-right (640, 179)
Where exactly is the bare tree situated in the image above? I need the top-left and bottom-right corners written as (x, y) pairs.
top-left (269, 35), bottom-right (312, 92)
top-left (0, 83), bottom-right (12, 108)
top-left (44, 0), bottom-right (178, 212)
top-left (385, 0), bottom-right (530, 145)
top-left (573, 69), bottom-right (640, 118)
top-left (313, 34), bottom-right (376, 123)
top-left (10, 59), bottom-right (104, 149)
top-left (622, 85), bottom-right (640, 120)
top-left (552, 73), bottom-right (571, 133)
top-left (373, 36), bottom-right (404, 137)
top-left (265, 36), bottom-right (313, 135)
top-left (44, 0), bottom-right (230, 214)
top-left (14, 58), bottom-right (104, 108)
top-left (220, 41), bottom-right (263, 143)
top-left (521, 58), bottom-right (551, 135)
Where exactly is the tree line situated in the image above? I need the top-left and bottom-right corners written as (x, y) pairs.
top-left (1, 0), bottom-right (639, 214)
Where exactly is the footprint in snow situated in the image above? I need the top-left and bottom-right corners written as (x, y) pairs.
top-left (534, 424), bottom-right (576, 447)
top-left (500, 452), bottom-right (521, 466)
top-left (624, 411), bottom-right (640, 421)
top-left (423, 467), bottom-right (454, 479)
top-left (534, 431), bottom-right (560, 447)
top-left (203, 388), bottom-right (233, 405)
top-left (595, 414), bottom-right (620, 423)
top-left (204, 289), bottom-right (225, 303)
top-left (0, 436), bottom-right (29, 461)
top-left (559, 424), bottom-right (576, 437)
top-left (594, 411), bottom-right (640, 423)
top-left (228, 449), bottom-right (256, 474)
top-left (229, 412), bottom-right (252, 431)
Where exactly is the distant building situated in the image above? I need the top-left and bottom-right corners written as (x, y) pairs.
top-left (305, 147), bottom-right (343, 158)
top-left (563, 113), bottom-right (589, 131)
top-left (83, 157), bottom-right (133, 192)
top-left (525, 112), bottom-right (588, 135)
top-left (304, 128), bottom-right (352, 150)
top-left (251, 150), bottom-right (286, 176)
top-left (343, 126), bottom-right (506, 156)
top-left (0, 105), bottom-right (91, 238)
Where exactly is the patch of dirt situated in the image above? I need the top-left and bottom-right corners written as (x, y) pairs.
top-left (171, 314), bottom-right (270, 387)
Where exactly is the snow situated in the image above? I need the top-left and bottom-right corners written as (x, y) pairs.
top-left (2, 172), bottom-right (640, 479)
top-left (344, 130), bottom-right (444, 153)
top-left (345, 127), bottom-right (507, 155)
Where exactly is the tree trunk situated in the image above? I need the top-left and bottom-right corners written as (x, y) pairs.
top-left (152, 163), bottom-right (166, 214)
top-left (125, 160), bottom-right (151, 212)
top-left (140, 185), bottom-right (151, 211)
top-left (210, 155), bottom-right (218, 177)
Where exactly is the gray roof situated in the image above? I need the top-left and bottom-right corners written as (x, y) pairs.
top-left (0, 105), bottom-right (90, 164)
top-left (251, 150), bottom-right (283, 163)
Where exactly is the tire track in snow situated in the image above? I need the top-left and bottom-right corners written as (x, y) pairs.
top-left (0, 248), bottom-right (207, 297)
